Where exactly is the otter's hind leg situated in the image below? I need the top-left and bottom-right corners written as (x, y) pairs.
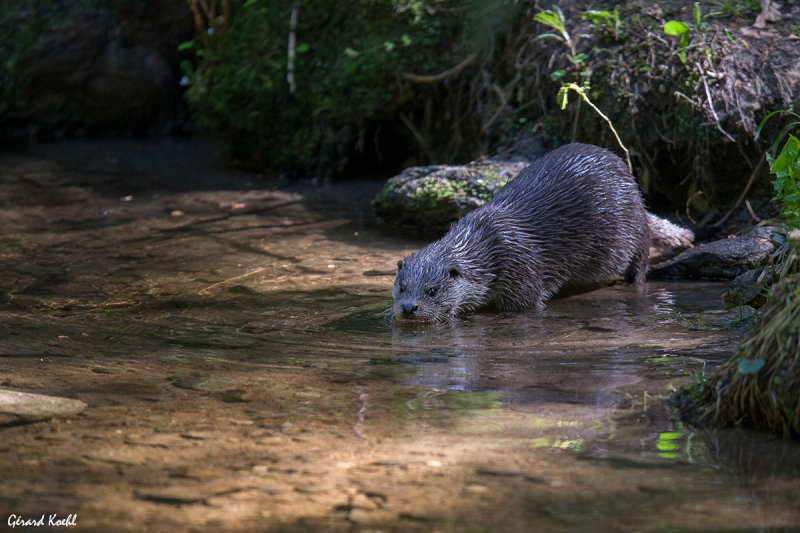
top-left (624, 237), bottom-right (649, 285)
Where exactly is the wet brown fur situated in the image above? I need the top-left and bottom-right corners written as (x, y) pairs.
top-left (392, 143), bottom-right (693, 322)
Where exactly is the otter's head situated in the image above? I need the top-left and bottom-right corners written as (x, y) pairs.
top-left (392, 244), bottom-right (489, 323)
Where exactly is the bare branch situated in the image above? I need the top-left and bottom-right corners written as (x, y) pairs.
top-left (402, 54), bottom-right (477, 84)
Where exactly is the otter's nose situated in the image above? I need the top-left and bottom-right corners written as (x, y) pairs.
top-left (402, 303), bottom-right (418, 316)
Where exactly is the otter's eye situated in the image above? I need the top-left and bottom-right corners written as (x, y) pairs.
top-left (449, 267), bottom-right (460, 278)
top-left (399, 285), bottom-right (406, 293)
top-left (426, 287), bottom-right (437, 297)
top-left (397, 260), bottom-right (404, 270)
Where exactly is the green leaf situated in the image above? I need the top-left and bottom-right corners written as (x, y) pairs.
top-left (551, 69), bottom-right (567, 82)
top-left (581, 10), bottom-right (612, 23)
top-left (571, 52), bottom-right (588, 64)
top-left (757, 110), bottom-right (800, 142)
top-left (177, 40), bottom-right (195, 52)
top-left (296, 42), bottom-right (309, 53)
top-left (344, 47), bottom-right (359, 58)
top-left (534, 10), bottom-right (565, 33)
top-left (693, 2), bottom-right (702, 26)
top-left (783, 193), bottom-right (800, 203)
top-left (557, 85), bottom-right (569, 109)
top-left (771, 135), bottom-right (800, 174)
top-left (664, 20), bottom-right (690, 37)
top-left (533, 33), bottom-right (565, 45)
top-left (737, 358), bottom-right (765, 375)
top-left (533, 32), bottom-right (565, 43)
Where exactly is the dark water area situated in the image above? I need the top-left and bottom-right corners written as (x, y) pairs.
top-left (1, 140), bottom-right (799, 532)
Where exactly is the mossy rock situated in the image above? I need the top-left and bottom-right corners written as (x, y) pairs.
top-left (723, 265), bottom-right (780, 307)
top-left (371, 159), bottom-right (528, 236)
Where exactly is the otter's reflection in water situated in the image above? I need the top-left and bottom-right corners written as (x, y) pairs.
top-left (387, 282), bottom-right (725, 409)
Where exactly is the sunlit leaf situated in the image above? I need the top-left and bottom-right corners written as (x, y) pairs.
top-left (693, 2), bottom-right (702, 26)
top-left (772, 135), bottom-right (800, 174)
top-left (664, 21), bottom-right (690, 36)
top-left (534, 10), bottom-right (565, 33)
top-left (581, 10), bottom-right (612, 23)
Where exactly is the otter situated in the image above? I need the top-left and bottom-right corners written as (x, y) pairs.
top-left (392, 143), bottom-right (694, 322)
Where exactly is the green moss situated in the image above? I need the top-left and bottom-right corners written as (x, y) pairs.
top-left (409, 169), bottom-right (508, 207)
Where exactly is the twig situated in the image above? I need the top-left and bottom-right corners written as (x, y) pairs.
top-left (745, 199), bottom-right (762, 222)
top-left (570, 96), bottom-right (582, 142)
top-left (685, 190), bottom-right (705, 225)
top-left (402, 54), bottom-right (477, 83)
top-left (398, 113), bottom-right (428, 157)
top-left (712, 153), bottom-right (767, 227)
top-left (673, 90), bottom-right (699, 109)
top-left (695, 61), bottom-right (736, 143)
top-left (198, 267), bottom-right (266, 295)
top-left (481, 84), bottom-right (508, 133)
top-left (188, 1), bottom-right (208, 47)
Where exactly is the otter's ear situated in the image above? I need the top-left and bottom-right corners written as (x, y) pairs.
top-left (397, 260), bottom-right (404, 270)
top-left (449, 267), bottom-right (460, 278)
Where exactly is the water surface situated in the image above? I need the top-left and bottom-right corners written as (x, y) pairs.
top-left (1, 140), bottom-right (799, 532)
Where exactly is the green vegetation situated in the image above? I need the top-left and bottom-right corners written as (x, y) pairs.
top-left (0, 1), bottom-right (74, 124)
top-left (710, 0), bottom-right (759, 19)
top-left (581, 6), bottom-right (625, 42)
top-left (371, 159), bottom-right (516, 234)
top-left (678, 274), bottom-right (800, 438)
top-left (676, 113), bottom-right (800, 438)
top-left (1, 0), bottom-right (791, 222)
top-left (533, 7), bottom-right (631, 170)
top-left (758, 110), bottom-right (800, 228)
top-left (662, 3), bottom-right (713, 64)
top-left (557, 82), bottom-right (631, 172)
top-left (181, 0), bottom-right (518, 175)
top-left (533, 6), bottom-right (587, 82)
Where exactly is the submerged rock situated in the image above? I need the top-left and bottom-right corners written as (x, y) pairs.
top-left (0, 389), bottom-right (86, 426)
top-left (723, 265), bottom-right (780, 307)
top-left (649, 227), bottom-right (775, 280)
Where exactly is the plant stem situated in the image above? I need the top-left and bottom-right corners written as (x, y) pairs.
top-left (562, 83), bottom-right (632, 173)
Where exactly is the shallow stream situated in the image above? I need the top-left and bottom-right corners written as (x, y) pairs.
top-left (1, 140), bottom-right (799, 532)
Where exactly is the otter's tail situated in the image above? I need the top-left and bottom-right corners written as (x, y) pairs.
top-left (646, 212), bottom-right (694, 248)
